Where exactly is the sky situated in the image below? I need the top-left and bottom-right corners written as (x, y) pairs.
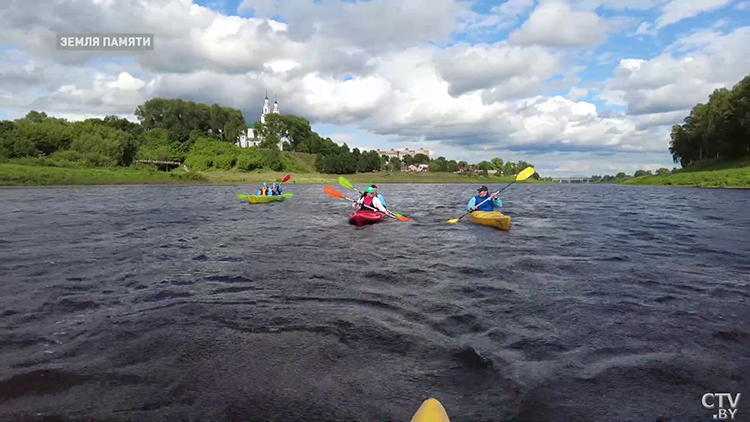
top-left (0, 0), bottom-right (748, 177)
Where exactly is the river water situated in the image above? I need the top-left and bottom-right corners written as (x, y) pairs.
top-left (1, 183), bottom-right (748, 422)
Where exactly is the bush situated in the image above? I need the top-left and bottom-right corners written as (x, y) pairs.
top-left (12, 137), bottom-right (39, 157)
top-left (184, 154), bottom-right (214, 171)
top-left (49, 150), bottom-right (86, 166)
top-left (258, 148), bottom-right (284, 171)
top-left (69, 129), bottom-right (138, 167)
top-left (213, 154), bottom-right (236, 170)
top-left (185, 138), bottom-right (240, 170)
top-left (237, 148), bottom-right (265, 171)
top-left (281, 153), bottom-right (304, 173)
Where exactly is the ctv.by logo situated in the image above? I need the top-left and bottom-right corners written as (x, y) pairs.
top-left (702, 393), bottom-right (741, 420)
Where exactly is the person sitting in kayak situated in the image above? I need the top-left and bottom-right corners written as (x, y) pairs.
top-left (271, 182), bottom-right (282, 196)
top-left (353, 186), bottom-right (387, 214)
top-left (370, 184), bottom-right (387, 208)
top-left (257, 182), bottom-right (271, 196)
top-left (467, 185), bottom-right (502, 212)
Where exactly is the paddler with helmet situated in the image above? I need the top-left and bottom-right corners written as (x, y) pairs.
top-left (257, 182), bottom-right (271, 196)
top-left (353, 186), bottom-right (387, 214)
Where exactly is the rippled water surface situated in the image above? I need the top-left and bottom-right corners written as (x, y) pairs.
top-left (1, 183), bottom-right (749, 422)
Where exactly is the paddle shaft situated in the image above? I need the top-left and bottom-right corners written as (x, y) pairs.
top-left (342, 194), bottom-right (394, 218)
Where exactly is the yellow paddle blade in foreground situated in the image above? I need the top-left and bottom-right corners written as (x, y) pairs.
top-left (516, 166), bottom-right (536, 181)
top-left (411, 398), bottom-right (450, 422)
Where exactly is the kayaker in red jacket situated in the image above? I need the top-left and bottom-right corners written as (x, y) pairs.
top-left (353, 186), bottom-right (387, 213)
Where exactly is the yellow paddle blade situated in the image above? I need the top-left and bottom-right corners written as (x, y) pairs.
top-left (411, 398), bottom-right (450, 422)
top-left (446, 218), bottom-right (459, 224)
top-left (516, 166), bottom-right (535, 181)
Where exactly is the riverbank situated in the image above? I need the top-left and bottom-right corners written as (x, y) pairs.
top-left (618, 158), bottom-right (750, 188)
top-left (0, 163), bottom-right (207, 186)
top-left (0, 163), bottom-right (547, 186)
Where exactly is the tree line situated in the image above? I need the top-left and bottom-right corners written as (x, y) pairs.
top-left (669, 75), bottom-right (750, 167)
top-left (0, 97), bottom-right (540, 177)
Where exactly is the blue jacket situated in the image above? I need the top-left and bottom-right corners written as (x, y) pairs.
top-left (376, 194), bottom-right (386, 208)
top-left (467, 195), bottom-right (502, 212)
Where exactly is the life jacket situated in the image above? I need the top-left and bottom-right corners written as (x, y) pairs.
top-left (360, 195), bottom-right (375, 210)
top-left (473, 194), bottom-right (495, 212)
top-left (260, 187), bottom-right (268, 195)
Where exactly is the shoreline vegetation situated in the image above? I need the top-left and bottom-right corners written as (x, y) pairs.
top-left (591, 74), bottom-right (750, 189)
top-left (616, 158), bottom-right (750, 188)
top-left (0, 161), bottom-right (549, 187)
top-left (1, 99), bottom-right (543, 187)
top-left (2, 73), bottom-right (748, 188)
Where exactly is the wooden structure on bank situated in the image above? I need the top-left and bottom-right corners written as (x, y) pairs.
top-left (135, 160), bottom-right (190, 173)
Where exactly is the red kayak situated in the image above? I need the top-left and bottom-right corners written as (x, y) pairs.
top-left (348, 210), bottom-right (384, 226)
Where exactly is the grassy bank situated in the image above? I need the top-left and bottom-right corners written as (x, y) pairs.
top-left (619, 158), bottom-right (750, 188)
top-left (0, 163), bottom-right (206, 186)
top-left (0, 162), bottom-right (549, 187)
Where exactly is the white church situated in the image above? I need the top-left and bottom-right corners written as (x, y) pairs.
top-left (236, 93), bottom-right (286, 149)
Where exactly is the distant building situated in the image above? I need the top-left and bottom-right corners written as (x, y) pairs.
top-left (402, 164), bottom-right (429, 172)
top-left (378, 148), bottom-right (433, 160)
top-left (237, 92), bottom-right (285, 149)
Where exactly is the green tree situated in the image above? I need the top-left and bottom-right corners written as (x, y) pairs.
top-left (402, 154), bottom-right (413, 165)
top-left (491, 158), bottom-right (504, 171)
top-left (428, 156), bottom-right (448, 172)
top-left (357, 150), bottom-right (382, 172)
top-left (446, 160), bottom-right (459, 172)
top-left (137, 128), bottom-right (181, 161)
top-left (134, 98), bottom-right (243, 144)
top-left (412, 153), bottom-right (430, 164)
top-left (69, 125), bottom-right (138, 167)
top-left (669, 75), bottom-right (750, 166)
top-left (281, 115), bottom-right (314, 151)
top-left (477, 161), bottom-right (493, 171)
top-left (656, 168), bottom-right (671, 175)
top-left (258, 136), bottom-right (280, 150)
top-left (23, 110), bottom-right (48, 123)
top-left (634, 169), bottom-right (651, 177)
top-left (458, 160), bottom-right (468, 169)
top-left (615, 172), bottom-right (627, 178)
top-left (390, 157), bottom-right (402, 172)
top-left (10, 118), bottom-right (75, 156)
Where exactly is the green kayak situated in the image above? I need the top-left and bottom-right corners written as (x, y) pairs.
top-left (245, 195), bottom-right (285, 204)
top-left (237, 193), bottom-right (292, 204)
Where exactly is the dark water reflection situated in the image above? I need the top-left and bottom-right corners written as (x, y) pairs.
top-left (1, 183), bottom-right (749, 421)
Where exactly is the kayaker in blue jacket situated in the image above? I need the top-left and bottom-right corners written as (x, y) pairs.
top-left (467, 185), bottom-right (502, 212)
top-left (257, 182), bottom-right (271, 196)
top-left (370, 185), bottom-right (387, 208)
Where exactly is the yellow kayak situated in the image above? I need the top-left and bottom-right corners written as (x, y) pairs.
top-left (467, 211), bottom-right (511, 230)
top-left (411, 398), bottom-right (450, 422)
